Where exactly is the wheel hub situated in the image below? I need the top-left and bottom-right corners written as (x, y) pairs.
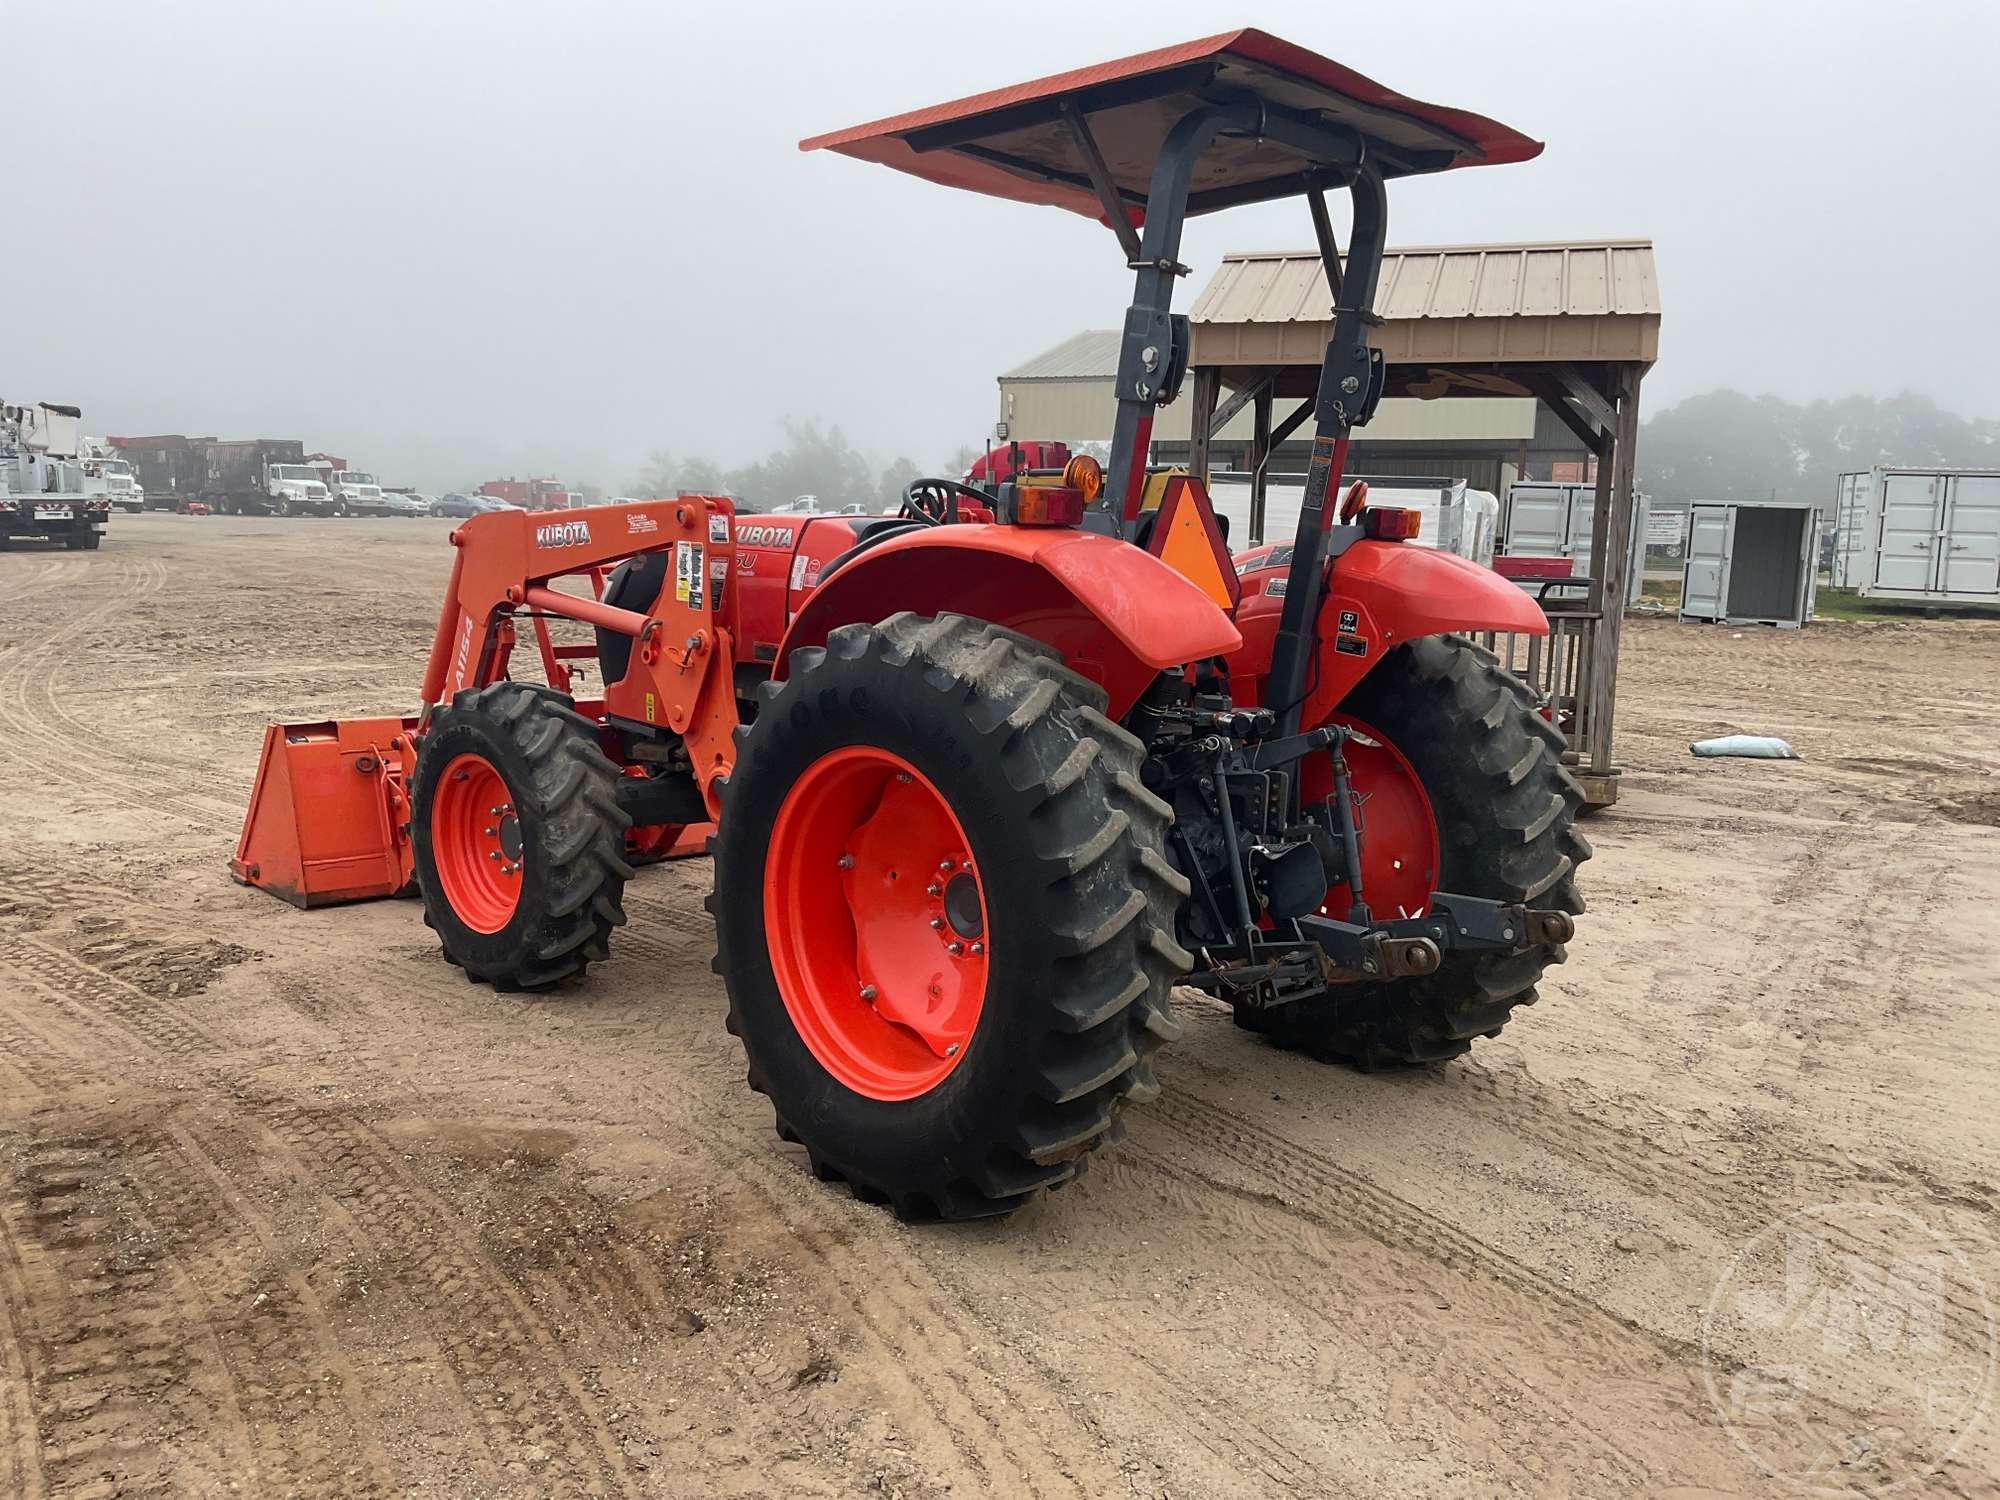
top-left (431, 754), bottom-right (523, 933)
top-left (943, 871), bottom-right (983, 939)
top-left (764, 747), bottom-right (989, 1100)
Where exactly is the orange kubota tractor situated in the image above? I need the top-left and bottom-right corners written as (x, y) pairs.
top-left (234, 31), bottom-right (1586, 1220)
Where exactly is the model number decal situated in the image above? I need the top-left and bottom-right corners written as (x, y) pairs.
top-left (536, 519), bottom-right (591, 548)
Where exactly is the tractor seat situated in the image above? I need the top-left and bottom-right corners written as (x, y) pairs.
top-left (594, 550), bottom-right (671, 686)
top-left (817, 518), bottom-right (925, 586)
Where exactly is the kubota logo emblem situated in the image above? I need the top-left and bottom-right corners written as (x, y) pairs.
top-left (536, 520), bottom-right (591, 548)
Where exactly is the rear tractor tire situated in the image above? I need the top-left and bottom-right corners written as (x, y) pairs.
top-left (1234, 634), bottom-right (1589, 1067)
top-left (411, 680), bottom-right (633, 991)
top-left (711, 613), bottom-right (1189, 1220)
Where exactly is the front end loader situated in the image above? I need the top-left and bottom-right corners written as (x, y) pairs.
top-left (235, 29), bottom-right (1586, 1219)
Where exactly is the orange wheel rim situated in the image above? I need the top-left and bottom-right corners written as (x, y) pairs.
top-left (432, 753), bottom-right (523, 933)
top-left (763, 747), bottom-right (988, 1101)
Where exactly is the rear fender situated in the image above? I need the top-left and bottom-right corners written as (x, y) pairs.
top-left (778, 526), bottom-right (1242, 718)
top-left (1228, 539), bottom-right (1548, 723)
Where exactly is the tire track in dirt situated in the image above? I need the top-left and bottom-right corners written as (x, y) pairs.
top-left (242, 1104), bottom-right (644, 1495)
top-left (0, 1209), bottom-right (44, 1500)
top-left (554, 927), bottom-right (1124, 1497)
top-left (1138, 1087), bottom-right (1989, 1493)
top-left (1440, 816), bottom-right (1998, 1356)
top-left (3, 876), bottom-right (914, 1494)
top-left (0, 557), bottom-right (238, 830)
top-left (1118, 1119), bottom-right (1667, 1491)
top-left (1, 1125), bottom-right (249, 1497)
top-left (11, 1116), bottom-right (390, 1498)
top-left (0, 931), bottom-right (647, 1497)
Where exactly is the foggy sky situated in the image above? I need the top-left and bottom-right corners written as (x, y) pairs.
top-left (12, 0), bottom-right (1999, 494)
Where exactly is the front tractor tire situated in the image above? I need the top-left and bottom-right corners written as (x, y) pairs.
top-left (412, 681), bottom-right (633, 991)
top-left (711, 613), bottom-right (1189, 1221)
top-left (1236, 634), bottom-right (1590, 1067)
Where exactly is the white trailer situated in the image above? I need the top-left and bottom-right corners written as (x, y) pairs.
top-left (1500, 481), bottom-right (1648, 606)
top-left (1209, 473), bottom-right (1499, 564)
top-left (1679, 501), bottom-right (1820, 627)
top-left (1832, 467), bottom-right (2000, 604)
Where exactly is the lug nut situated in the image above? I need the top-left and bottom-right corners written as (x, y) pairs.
top-left (488, 850), bottom-right (501, 861)
top-left (930, 917), bottom-right (944, 930)
top-left (970, 942), bottom-right (984, 955)
top-left (947, 941), bottom-right (963, 955)
top-left (938, 859), bottom-right (954, 872)
top-left (859, 984), bottom-right (878, 1001)
top-left (484, 825), bottom-right (496, 835)
top-left (925, 884), bottom-right (941, 897)
top-left (945, 1043), bottom-right (960, 1057)
top-left (837, 854), bottom-right (855, 869)
top-left (896, 771), bottom-right (912, 783)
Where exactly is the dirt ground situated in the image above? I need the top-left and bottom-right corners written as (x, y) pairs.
top-left (2, 512), bottom-right (1997, 1499)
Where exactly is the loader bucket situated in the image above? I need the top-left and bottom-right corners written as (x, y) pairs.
top-left (231, 716), bottom-right (420, 908)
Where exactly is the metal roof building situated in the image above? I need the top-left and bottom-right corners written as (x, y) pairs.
top-left (998, 330), bottom-right (1546, 484)
top-left (1191, 240), bottom-right (1661, 366)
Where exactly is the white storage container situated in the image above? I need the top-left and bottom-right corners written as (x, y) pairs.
top-left (1500, 481), bottom-right (1648, 605)
top-left (1834, 467), bottom-right (2000, 603)
top-left (1679, 501), bottom-right (1820, 627)
top-left (1831, 470), bottom-right (1872, 588)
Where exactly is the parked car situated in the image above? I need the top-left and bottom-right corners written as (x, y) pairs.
top-left (376, 491), bottom-right (430, 517)
top-left (432, 493), bottom-right (484, 517)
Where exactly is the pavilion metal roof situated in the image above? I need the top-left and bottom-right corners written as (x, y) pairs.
top-left (1190, 240), bottom-right (1661, 366)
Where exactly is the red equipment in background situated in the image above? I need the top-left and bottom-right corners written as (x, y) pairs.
top-left (481, 477), bottom-right (570, 511)
top-left (965, 440), bottom-right (1069, 487)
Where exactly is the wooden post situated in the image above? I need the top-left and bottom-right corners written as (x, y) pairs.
top-left (1249, 386), bottom-right (1273, 545)
top-left (1579, 364), bottom-right (1644, 807)
top-left (1187, 367), bottom-right (1221, 485)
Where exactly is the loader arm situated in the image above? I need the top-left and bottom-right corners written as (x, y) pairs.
top-left (419, 499), bottom-right (743, 814)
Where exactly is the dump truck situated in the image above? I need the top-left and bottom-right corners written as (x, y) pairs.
top-left (108, 433), bottom-right (208, 508)
top-left (234, 30), bottom-right (1585, 1222)
top-left (201, 439), bottom-right (311, 514)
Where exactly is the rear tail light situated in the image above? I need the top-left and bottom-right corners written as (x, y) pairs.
top-left (1361, 506), bottom-right (1422, 541)
top-left (1013, 486), bottom-right (1084, 527)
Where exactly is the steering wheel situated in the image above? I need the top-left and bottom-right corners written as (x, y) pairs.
top-left (901, 477), bottom-right (986, 527)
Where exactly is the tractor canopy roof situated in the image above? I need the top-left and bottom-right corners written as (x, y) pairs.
top-left (800, 29), bottom-right (1541, 222)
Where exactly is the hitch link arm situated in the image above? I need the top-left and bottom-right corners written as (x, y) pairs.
top-left (1298, 894), bottom-right (1575, 985)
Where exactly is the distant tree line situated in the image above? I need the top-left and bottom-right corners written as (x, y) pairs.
top-left (628, 418), bottom-right (974, 512)
top-left (1640, 389), bottom-right (2000, 510)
